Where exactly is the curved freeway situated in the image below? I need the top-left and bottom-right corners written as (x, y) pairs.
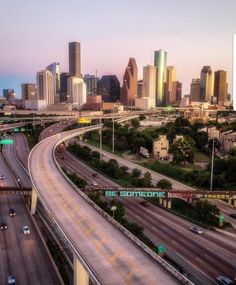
top-left (28, 125), bottom-right (184, 285)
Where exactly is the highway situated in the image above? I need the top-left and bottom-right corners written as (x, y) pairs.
top-left (79, 142), bottom-right (236, 226)
top-left (0, 147), bottom-right (61, 285)
top-left (28, 125), bottom-right (183, 285)
top-left (56, 148), bottom-right (236, 285)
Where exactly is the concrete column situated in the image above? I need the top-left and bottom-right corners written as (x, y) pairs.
top-left (163, 199), bottom-right (167, 208)
top-left (74, 254), bottom-right (89, 285)
top-left (167, 199), bottom-right (172, 209)
top-left (228, 198), bottom-right (232, 206)
top-left (31, 187), bottom-right (38, 215)
top-left (233, 200), bottom-right (236, 208)
top-left (159, 198), bottom-right (163, 206)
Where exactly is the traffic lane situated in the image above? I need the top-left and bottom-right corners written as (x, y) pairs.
top-left (31, 136), bottom-right (179, 285)
top-left (0, 153), bottom-right (17, 187)
top-left (59, 150), bottom-right (120, 188)
top-left (61, 152), bottom-right (236, 280)
top-left (0, 195), bottom-right (61, 285)
top-left (123, 202), bottom-right (236, 280)
top-left (79, 141), bottom-right (236, 229)
top-left (60, 148), bottom-right (236, 257)
top-left (39, 121), bottom-right (74, 141)
top-left (78, 141), bottom-right (194, 190)
top-left (2, 143), bottom-right (31, 188)
top-left (15, 133), bottom-right (30, 171)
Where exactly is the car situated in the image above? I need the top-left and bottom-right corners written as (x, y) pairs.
top-left (229, 213), bottom-right (236, 219)
top-left (9, 209), bottom-right (16, 217)
top-left (23, 226), bottom-right (30, 234)
top-left (7, 276), bottom-right (16, 285)
top-left (190, 227), bottom-right (203, 234)
top-left (216, 275), bottom-right (234, 285)
top-left (140, 201), bottom-right (149, 206)
top-left (0, 174), bottom-right (5, 180)
top-left (92, 173), bottom-right (98, 178)
top-left (0, 222), bottom-right (7, 230)
top-left (92, 181), bottom-right (98, 186)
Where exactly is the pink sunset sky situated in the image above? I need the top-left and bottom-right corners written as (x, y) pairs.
top-left (0, 0), bottom-right (235, 97)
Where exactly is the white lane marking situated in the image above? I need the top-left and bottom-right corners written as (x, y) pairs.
top-left (175, 252), bottom-right (218, 284)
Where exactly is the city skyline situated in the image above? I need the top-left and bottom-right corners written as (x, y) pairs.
top-left (0, 0), bottom-right (235, 96)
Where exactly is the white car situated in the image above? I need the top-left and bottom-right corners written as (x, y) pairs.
top-left (190, 227), bottom-right (203, 234)
top-left (7, 276), bottom-right (16, 285)
top-left (0, 175), bottom-right (5, 180)
top-left (23, 225), bottom-right (30, 234)
top-left (92, 181), bottom-right (98, 186)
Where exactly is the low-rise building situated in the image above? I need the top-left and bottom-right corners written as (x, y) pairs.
top-left (220, 130), bottom-right (236, 153)
top-left (153, 135), bottom-right (169, 158)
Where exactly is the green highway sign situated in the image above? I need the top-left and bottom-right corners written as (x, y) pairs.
top-left (157, 245), bottom-right (165, 255)
top-left (219, 214), bottom-right (224, 227)
top-left (166, 105), bottom-right (174, 112)
top-left (0, 139), bottom-right (14, 145)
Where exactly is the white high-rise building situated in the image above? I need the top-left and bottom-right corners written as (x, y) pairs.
top-left (37, 70), bottom-right (54, 106)
top-left (46, 62), bottom-right (60, 103)
top-left (67, 76), bottom-right (86, 107)
top-left (166, 66), bottom-right (177, 104)
top-left (142, 65), bottom-right (156, 108)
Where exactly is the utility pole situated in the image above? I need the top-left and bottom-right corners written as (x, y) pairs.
top-left (210, 138), bottom-right (215, 190)
top-left (112, 115), bottom-right (115, 153)
top-left (100, 101), bottom-right (102, 161)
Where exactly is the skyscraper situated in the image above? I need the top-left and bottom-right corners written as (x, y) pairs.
top-left (3, 89), bottom-right (14, 100)
top-left (69, 42), bottom-right (81, 77)
top-left (60, 72), bottom-right (70, 102)
top-left (67, 76), bottom-right (86, 106)
top-left (121, 58), bottom-right (138, 106)
top-left (21, 83), bottom-right (36, 101)
top-left (200, 66), bottom-right (214, 102)
top-left (154, 50), bottom-right (167, 106)
top-left (37, 70), bottom-right (54, 105)
top-left (98, 75), bottom-right (120, 102)
top-left (190, 79), bottom-right (200, 102)
top-left (142, 65), bottom-right (156, 108)
top-left (84, 74), bottom-right (99, 96)
top-left (166, 66), bottom-right (177, 105)
top-left (46, 62), bottom-right (60, 103)
top-left (176, 81), bottom-right (182, 104)
top-left (214, 70), bottom-right (227, 105)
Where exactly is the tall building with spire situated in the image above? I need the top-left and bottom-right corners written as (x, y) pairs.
top-left (121, 58), bottom-right (138, 106)
top-left (69, 42), bottom-right (81, 77)
top-left (200, 66), bottom-right (214, 102)
top-left (154, 50), bottom-right (167, 106)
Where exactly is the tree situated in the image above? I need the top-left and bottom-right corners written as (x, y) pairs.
top-left (228, 147), bottom-right (236, 157)
top-left (131, 168), bottom-right (142, 178)
top-left (157, 179), bottom-right (172, 189)
top-left (170, 138), bottom-right (195, 166)
top-left (195, 200), bottom-right (220, 222)
top-left (131, 118), bottom-right (140, 128)
top-left (193, 131), bottom-right (208, 150)
top-left (139, 114), bottom-right (146, 121)
top-left (142, 172), bottom-right (152, 187)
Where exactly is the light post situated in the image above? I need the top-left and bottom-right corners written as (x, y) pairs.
top-left (99, 100), bottom-right (103, 161)
top-left (210, 138), bottom-right (215, 191)
top-left (111, 205), bottom-right (117, 219)
top-left (112, 115), bottom-right (115, 153)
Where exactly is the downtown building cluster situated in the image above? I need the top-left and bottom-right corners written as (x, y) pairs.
top-left (1, 41), bottom-right (230, 111)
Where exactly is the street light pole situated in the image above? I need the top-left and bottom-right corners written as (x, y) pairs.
top-left (112, 115), bottom-right (115, 153)
top-left (210, 137), bottom-right (215, 191)
top-left (100, 101), bottom-right (103, 161)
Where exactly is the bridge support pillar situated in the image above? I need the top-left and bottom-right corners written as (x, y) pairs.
top-left (233, 200), bottom-right (236, 208)
top-left (159, 198), bottom-right (163, 206)
top-left (31, 187), bottom-right (38, 215)
top-left (74, 254), bottom-right (89, 285)
top-left (228, 198), bottom-right (232, 205)
top-left (163, 199), bottom-right (171, 209)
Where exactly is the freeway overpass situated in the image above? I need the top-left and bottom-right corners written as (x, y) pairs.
top-left (28, 124), bottom-right (192, 285)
